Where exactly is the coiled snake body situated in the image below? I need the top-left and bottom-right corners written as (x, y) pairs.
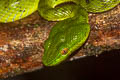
top-left (0, 0), bottom-right (119, 66)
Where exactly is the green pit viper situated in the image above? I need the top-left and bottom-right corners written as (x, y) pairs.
top-left (0, 0), bottom-right (119, 66)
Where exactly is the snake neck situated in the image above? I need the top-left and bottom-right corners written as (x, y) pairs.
top-left (38, 0), bottom-right (85, 21)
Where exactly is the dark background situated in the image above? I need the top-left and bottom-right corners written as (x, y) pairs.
top-left (4, 49), bottom-right (120, 80)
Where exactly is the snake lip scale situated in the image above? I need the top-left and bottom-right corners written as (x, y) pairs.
top-left (0, 0), bottom-right (119, 66)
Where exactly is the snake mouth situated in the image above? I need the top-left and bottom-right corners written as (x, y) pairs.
top-left (43, 55), bottom-right (61, 66)
top-left (43, 50), bottom-right (70, 66)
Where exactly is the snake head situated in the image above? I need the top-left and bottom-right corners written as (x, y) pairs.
top-left (42, 20), bottom-right (90, 66)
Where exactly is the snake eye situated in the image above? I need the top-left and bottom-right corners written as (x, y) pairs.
top-left (61, 48), bottom-right (68, 55)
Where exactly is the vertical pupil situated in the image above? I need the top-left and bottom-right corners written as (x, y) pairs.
top-left (61, 48), bottom-right (68, 55)
top-left (63, 50), bottom-right (66, 53)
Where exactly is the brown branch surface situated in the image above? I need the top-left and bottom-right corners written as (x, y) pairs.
top-left (0, 4), bottom-right (120, 78)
